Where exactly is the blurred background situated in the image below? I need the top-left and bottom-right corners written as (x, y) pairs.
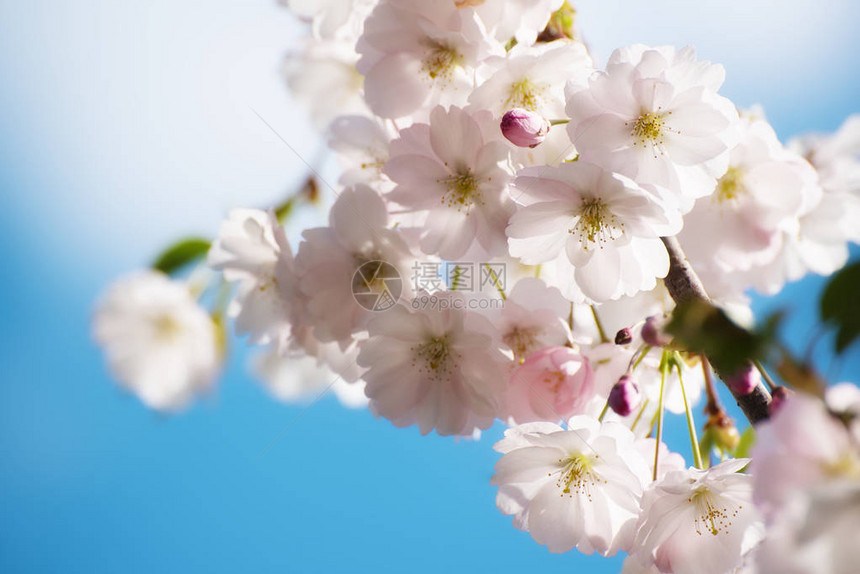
top-left (0, 1), bottom-right (857, 572)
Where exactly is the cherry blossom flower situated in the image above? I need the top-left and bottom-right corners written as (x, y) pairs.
top-left (470, 40), bottom-right (590, 118)
top-left (209, 209), bottom-right (297, 348)
top-left (626, 459), bottom-right (763, 574)
top-left (494, 277), bottom-right (571, 363)
top-left (505, 346), bottom-right (594, 424)
top-left (328, 115), bottom-right (396, 189)
top-left (762, 113), bottom-right (860, 284)
top-left (357, 301), bottom-right (509, 436)
top-left (566, 45), bottom-right (739, 210)
top-left (751, 390), bottom-right (860, 517)
top-left (491, 416), bottom-right (651, 554)
top-left (295, 185), bottom-right (413, 345)
top-left (753, 480), bottom-right (860, 574)
top-left (506, 161), bottom-right (682, 302)
top-left (284, 38), bottom-right (368, 129)
top-left (470, 41), bottom-right (591, 166)
top-left (384, 105), bottom-right (514, 260)
top-left (93, 271), bottom-right (221, 412)
top-left (678, 113), bottom-right (821, 295)
top-left (356, 0), bottom-right (502, 119)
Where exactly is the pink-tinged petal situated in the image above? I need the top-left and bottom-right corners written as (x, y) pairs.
top-left (364, 53), bottom-right (430, 119)
top-left (572, 112), bottom-right (632, 154)
top-left (429, 106), bottom-right (484, 168)
top-left (666, 100), bottom-right (732, 138)
top-left (330, 185), bottom-right (389, 248)
top-left (491, 446), bottom-right (564, 485)
top-left (575, 247), bottom-right (623, 302)
top-left (632, 77), bottom-right (676, 113)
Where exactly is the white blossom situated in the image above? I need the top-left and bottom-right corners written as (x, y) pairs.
top-left (295, 185), bottom-right (413, 345)
top-left (384, 105), bottom-right (514, 260)
top-left (356, 0), bottom-right (502, 119)
top-left (626, 459), bottom-right (762, 574)
top-left (566, 45), bottom-right (739, 211)
top-left (284, 38), bottom-right (368, 129)
top-left (93, 272), bottom-right (221, 412)
top-left (209, 209), bottom-right (297, 348)
top-left (357, 300), bottom-right (509, 436)
top-left (679, 112), bottom-right (822, 296)
top-left (506, 161), bottom-right (682, 302)
top-left (492, 416), bottom-right (651, 554)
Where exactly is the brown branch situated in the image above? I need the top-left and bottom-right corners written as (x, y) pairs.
top-left (661, 236), bottom-right (772, 425)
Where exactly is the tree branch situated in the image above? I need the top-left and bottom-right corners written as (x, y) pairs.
top-left (661, 236), bottom-right (772, 425)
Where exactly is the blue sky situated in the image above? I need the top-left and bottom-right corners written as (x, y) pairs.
top-left (1, 1), bottom-right (858, 572)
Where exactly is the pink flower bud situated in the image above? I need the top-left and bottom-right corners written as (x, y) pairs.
top-left (769, 386), bottom-right (793, 415)
top-left (641, 314), bottom-right (672, 347)
top-left (500, 108), bottom-right (551, 148)
top-left (614, 327), bottom-right (633, 346)
top-left (608, 375), bottom-right (641, 417)
top-left (726, 361), bottom-right (761, 395)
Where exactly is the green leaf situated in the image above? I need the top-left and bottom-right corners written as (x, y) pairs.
top-left (820, 261), bottom-right (860, 353)
top-left (733, 426), bottom-right (756, 459)
top-left (152, 237), bottom-right (211, 275)
top-left (666, 299), bottom-right (774, 375)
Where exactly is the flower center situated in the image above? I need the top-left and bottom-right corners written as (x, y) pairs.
top-left (569, 197), bottom-right (623, 250)
top-left (505, 78), bottom-right (543, 112)
top-left (153, 313), bottom-right (182, 341)
top-left (554, 453), bottom-right (604, 498)
top-left (503, 325), bottom-right (542, 362)
top-left (689, 487), bottom-right (739, 536)
top-left (412, 334), bottom-right (461, 382)
top-left (542, 370), bottom-right (566, 393)
top-left (439, 167), bottom-right (482, 213)
top-left (714, 167), bottom-right (746, 204)
top-left (630, 111), bottom-right (667, 144)
top-left (352, 256), bottom-right (390, 296)
top-left (422, 41), bottom-right (463, 81)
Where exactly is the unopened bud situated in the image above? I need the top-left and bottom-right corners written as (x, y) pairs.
top-left (501, 108), bottom-right (551, 148)
top-left (641, 314), bottom-right (672, 347)
top-left (769, 386), bottom-right (793, 415)
top-left (726, 361), bottom-right (761, 396)
top-left (615, 327), bottom-right (633, 346)
top-left (706, 411), bottom-right (740, 452)
top-left (608, 375), bottom-right (641, 417)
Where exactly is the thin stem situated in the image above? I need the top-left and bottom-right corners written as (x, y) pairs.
top-left (598, 402), bottom-right (609, 422)
top-left (629, 345), bottom-right (652, 372)
top-left (630, 398), bottom-right (650, 433)
top-left (675, 353), bottom-right (704, 469)
top-left (549, 118), bottom-right (570, 126)
top-left (754, 359), bottom-right (777, 392)
top-left (568, 302), bottom-right (575, 333)
top-left (701, 356), bottom-right (722, 416)
top-left (591, 305), bottom-right (609, 344)
top-left (653, 357), bottom-right (668, 481)
top-left (483, 263), bottom-right (506, 300)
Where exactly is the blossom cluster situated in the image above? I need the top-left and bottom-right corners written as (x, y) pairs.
top-left (92, 2), bottom-right (860, 572)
